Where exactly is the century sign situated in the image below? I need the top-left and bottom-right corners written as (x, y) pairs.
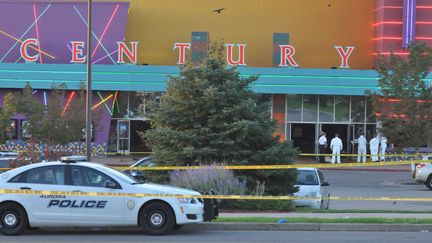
top-left (20, 39), bottom-right (355, 68)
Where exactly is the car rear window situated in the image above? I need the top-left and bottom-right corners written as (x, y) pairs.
top-left (296, 170), bottom-right (319, 185)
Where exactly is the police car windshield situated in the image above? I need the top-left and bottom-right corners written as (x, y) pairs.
top-left (101, 165), bottom-right (141, 184)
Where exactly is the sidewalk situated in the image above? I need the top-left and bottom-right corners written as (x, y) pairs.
top-left (219, 212), bottom-right (432, 219)
top-left (183, 212), bottom-right (432, 232)
top-left (297, 157), bottom-right (412, 172)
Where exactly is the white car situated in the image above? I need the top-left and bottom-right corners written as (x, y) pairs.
top-left (0, 156), bottom-right (217, 235)
top-left (413, 162), bottom-right (432, 190)
top-left (0, 151), bottom-right (18, 168)
top-left (293, 168), bottom-right (330, 209)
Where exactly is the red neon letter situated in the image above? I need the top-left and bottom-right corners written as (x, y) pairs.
top-left (278, 45), bottom-right (299, 67)
top-left (173, 43), bottom-right (191, 65)
top-left (70, 41), bottom-right (86, 63)
top-left (225, 44), bottom-right (247, 66)
top-left (117, 42), bottom-right (139, 64)
top-left (20, 38), bottom-right (39, 62)
top-left (334, 46), bottom-right (355, 68)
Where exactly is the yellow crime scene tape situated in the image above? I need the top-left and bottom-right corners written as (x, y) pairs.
top-left (0, 153), bottom-right (428, 202)
top-left (1, 189), bottom-right (432, 202)
top-left (299, 153), bottom-right (420, 157)
top-left (110, 159), bottom-right (427, 171)
top-left (0, 159), bottom-right (426, 171)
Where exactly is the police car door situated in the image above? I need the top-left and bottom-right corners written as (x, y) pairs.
top-left (67, 165), bottom-right (124, 224)
top-left (6, 165), bottom-right (70, 223)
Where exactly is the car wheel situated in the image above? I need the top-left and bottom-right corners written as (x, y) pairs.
top-left (139, 202), bottom-right (175, 235)
top-left (0, 202), bottom-right (28, 236)
top-left (425, 175), bottom-right (432, 190)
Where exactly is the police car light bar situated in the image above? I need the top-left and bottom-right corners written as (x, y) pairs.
top-left (60, 156), bottom-right (87, 163)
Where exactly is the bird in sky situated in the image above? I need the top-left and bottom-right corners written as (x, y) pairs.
top-left (212, 8), bottom-right (225, 14)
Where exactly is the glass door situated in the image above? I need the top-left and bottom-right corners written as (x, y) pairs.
top-left (117, 120), bottom-right (130, 154)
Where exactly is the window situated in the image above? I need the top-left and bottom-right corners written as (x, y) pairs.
top-left (9, 166), bottom-right (65, 185)
top-left (303, 95), bottom-right (318, 122)
top-left (20, 120), bottom-right (30, 139)
top-left (111, 92), bottom-right (128, 118)
top-left (335, 96), bottom-right (350, 122)
top-left (351, 96), bottom-right (365, 123)
top-left (70, 166), bottom-right (120, 189)
top-left (273, 33), bottom-right (289, 66)
top-left (8, 173), bottom-right (25, 183)
top-left (5, 119), bottom-right (17, 139)
top-left (366, 97), bottom-right (376, 122)
top-left (319, 96), bottom-right (334, 122)
top-left (191, 32), bottom-right (209, 62)
top-left (286, 95), bottom-right (302, 121)
top-left (296, 170), bottom-right (319, 185)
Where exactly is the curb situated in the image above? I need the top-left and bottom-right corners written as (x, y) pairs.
top-left (183, 222), bottom-right (432, 232)
top-left (35, 223), bottom-right (432, 233)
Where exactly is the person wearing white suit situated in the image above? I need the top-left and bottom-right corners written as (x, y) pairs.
top-left (369, 134), bottom-right (380, 162)
top-left (357, 135), bottom-right (367, 163)
top-left (380, 136), bottom-right (388, 161)
top-left (330, 133), bottom-right (343, 164)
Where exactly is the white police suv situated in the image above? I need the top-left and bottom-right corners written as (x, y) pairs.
top-left (0, 156), bottom-right (217, 235)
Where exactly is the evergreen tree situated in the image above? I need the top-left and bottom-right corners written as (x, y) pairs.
top-left (143, 46), bottom-right (298, 195)
top-left (372, 41), bottom-right (432, 151)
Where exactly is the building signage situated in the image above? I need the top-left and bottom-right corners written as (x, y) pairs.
top-left (173, 43), bottom-right (355, 68)
top-left (19, 38), bottom-right (355, 68)
top-left (20, 40), bottom-right (139, 64)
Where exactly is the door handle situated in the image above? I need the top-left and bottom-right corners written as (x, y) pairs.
top-left (72, 190), bottom-right (83, 193)
top-left (19, 187), bottom-right (31, 190)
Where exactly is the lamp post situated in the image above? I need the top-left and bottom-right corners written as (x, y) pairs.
top-left (85, 0), bottom-right (92, 160)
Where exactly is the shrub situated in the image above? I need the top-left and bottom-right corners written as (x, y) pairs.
top-left (169, 165), bottom-right (247, 196)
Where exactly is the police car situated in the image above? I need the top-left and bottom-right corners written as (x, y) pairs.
top-left (0, 156), bottom-right (217, 235)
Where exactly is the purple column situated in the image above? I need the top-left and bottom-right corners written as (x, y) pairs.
top-left (402, 0), bottom-right (416, 49)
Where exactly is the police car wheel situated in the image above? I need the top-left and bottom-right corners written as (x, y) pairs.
top-left (0, 203), bottom-right (28, 236)
top-left (140, 202), bottom-right (174, 235)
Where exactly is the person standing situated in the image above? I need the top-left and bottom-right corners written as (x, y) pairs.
top-left (330, 133), bottom-right (343, 164)
top-left (357, 134), bottom-right (367, 163)
top-left (318, 132), bottom-right (327, 163)
top-left (380, 135), bottom-right (388, 161)
top-left (369, 134), bottom-right (380, 162)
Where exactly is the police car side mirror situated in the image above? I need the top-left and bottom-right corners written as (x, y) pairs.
top-left (105, 181), bottom-right (117, 189)
top-left (321, 181), bottom-right (330, 187)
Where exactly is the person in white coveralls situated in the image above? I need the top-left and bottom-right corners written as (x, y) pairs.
top-left (369, 134), bottom-right (380, 162)
top-left (380, 135), bottom-right (388, 161)
top-left (330, 133), bottom-right (343, 164)
top-left (357, 134), bottom-right (367, 163)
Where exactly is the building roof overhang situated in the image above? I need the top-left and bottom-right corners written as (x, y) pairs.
top-left (0, 63), bottom-right (414, 96)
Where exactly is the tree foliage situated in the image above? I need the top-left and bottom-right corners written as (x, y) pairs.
top-left (0, 93), bottom-right (16, 143)
top-left (372, 41), bottom-right (432, 150)
top-left (5, 83), bottom-right (91, 145)
top-left (142, 44), bottom-right (298, 195)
